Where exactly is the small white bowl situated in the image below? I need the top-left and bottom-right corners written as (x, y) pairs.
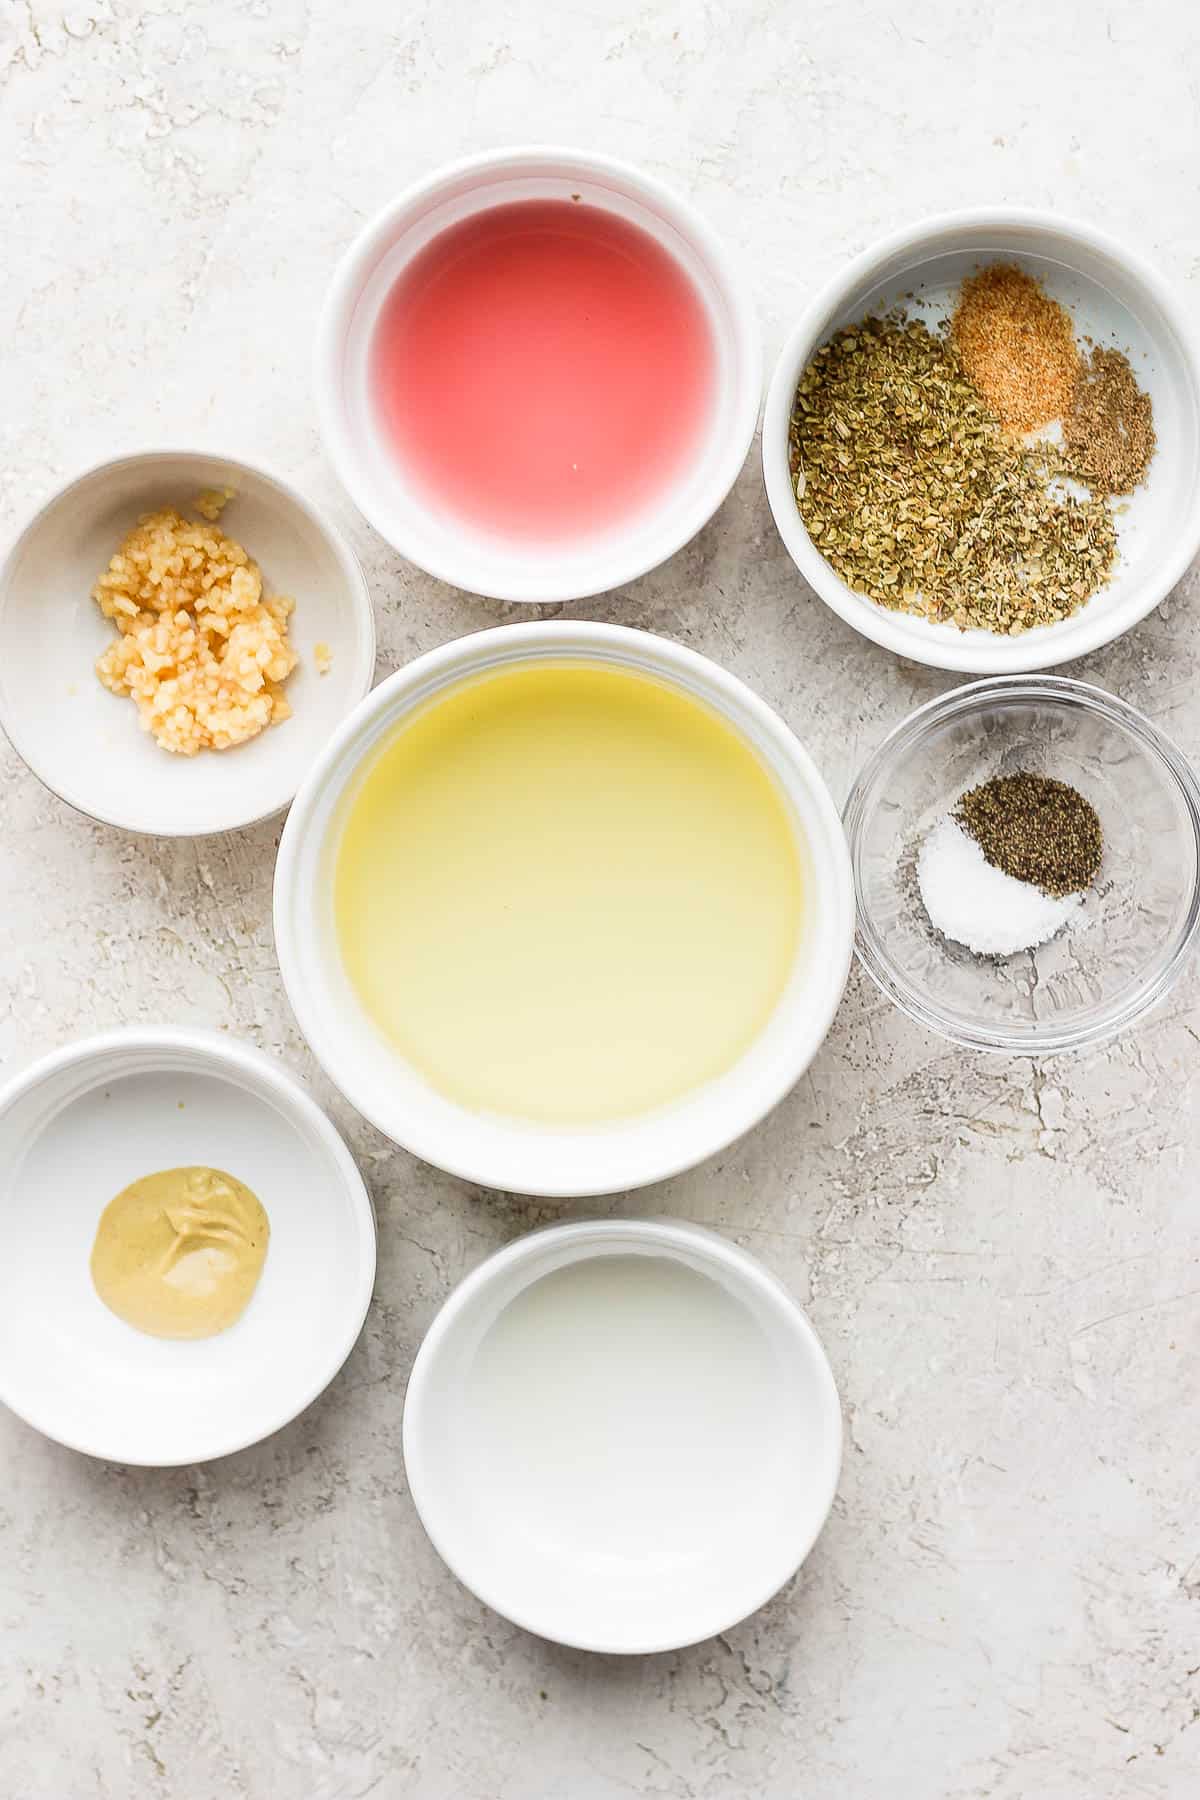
top-left (273, 621), bottom-right (854, 1197)
top-left (0, 450), bottom-right (376, 835)
top-left (315, 145), bottom-right (762, 603)
top-left (763, 207), bottom-right (1200, 674)
top-left (0, 1029), bottom-right (376, 1465)
top-left (402, 1218), bottom-right (843, 1654)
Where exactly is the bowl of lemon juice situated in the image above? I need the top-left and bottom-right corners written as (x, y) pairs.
top-left (274, 621), bottom-right (853, 1195)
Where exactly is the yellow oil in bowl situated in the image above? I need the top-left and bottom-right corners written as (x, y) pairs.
top-left (333, 662), bottom-right (803, 1124)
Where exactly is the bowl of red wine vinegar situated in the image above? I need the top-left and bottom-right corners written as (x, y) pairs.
top-left (316, 147), bottom-right (761, 602)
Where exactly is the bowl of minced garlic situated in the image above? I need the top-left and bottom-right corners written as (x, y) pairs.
top-left (0, 450), bottom-right (375, 834)
top-left (93, 491), bottom-right (301, 757)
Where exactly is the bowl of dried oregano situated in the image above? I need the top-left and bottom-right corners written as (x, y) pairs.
top-left (763, 207), bottom-right (1200, 674)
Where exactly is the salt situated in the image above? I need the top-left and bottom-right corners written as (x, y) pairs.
top-left (917, 815), bottom-right (1080, 956)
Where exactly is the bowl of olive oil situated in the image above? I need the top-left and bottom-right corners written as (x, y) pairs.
top-left (274, 621), bottom-right (854, 1196)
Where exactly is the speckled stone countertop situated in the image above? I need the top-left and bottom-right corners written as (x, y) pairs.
top-left (3, 3), bottom-right (1200, 1796)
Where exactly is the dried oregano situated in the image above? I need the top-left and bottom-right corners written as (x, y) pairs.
top-left (789, 314), bottom-right (1119, 634)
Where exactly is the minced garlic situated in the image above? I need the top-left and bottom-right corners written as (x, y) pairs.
top-left (194, 486), bottom-right (235, 523)
top-left (93, 506), bottom-right (298, 757)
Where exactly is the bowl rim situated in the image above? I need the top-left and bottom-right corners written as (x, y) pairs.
top-left (843, 673), bottom-right (1200, 1052)
top-left (0, 447), bottom-right (377, 838)
top-left (401, 1216), bottom-right (844, 1654)
top-left (272, 619), bottom-right (855, 1196)
top-left (762, 204), bottom-right (1200, 674)
top-left (0, 1025), bottom-right (378, 1464)
top-left (313, 142), bottom-right (763, 603)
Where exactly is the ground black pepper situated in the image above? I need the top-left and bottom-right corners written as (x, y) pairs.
top-left (955, 771), bottom-right (1102, 898)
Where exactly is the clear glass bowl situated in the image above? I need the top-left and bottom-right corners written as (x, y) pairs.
top-left (843, 676), bottom-right (1200, 1052)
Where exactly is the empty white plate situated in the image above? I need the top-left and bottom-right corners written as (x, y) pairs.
top-left (402, 1219), bottom-right (842, 1653)
top-left (0, 1029), bottom-right (376, 1464)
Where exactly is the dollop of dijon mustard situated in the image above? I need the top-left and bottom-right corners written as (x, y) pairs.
top-left (90, 1167), bottom-right (269, 1340)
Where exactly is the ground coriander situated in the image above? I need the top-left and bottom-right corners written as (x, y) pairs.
top-left (955, 771), bottom-right (1102, 897)
top-left (789, 313), bottom-right (1119, 634)
top-left (1064, 344), bottom-right (1156, 495)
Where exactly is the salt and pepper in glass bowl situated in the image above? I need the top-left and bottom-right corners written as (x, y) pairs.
top-left (843, 676), bottom-right (1200, 1053)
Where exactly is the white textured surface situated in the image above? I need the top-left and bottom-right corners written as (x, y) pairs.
top-left (3, 2), bottom-right (1200, 1795)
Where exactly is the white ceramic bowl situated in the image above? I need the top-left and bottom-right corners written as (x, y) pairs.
top-left (402, 1218), bottom-right (842, 1653)
top-left (0, 450), bottom-right (376, 835)
top-left (315, 145), bottom-right (761, 603)
top-left (763, 207), bottom-right (1200, 673)
top-left (0, 1029), bottom-right (376, 1464)
top-left (274, 621), bottom-right (854, 1197)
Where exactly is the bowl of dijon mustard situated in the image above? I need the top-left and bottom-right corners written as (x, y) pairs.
top-left (0, 1028), bottom-right (375, 1465)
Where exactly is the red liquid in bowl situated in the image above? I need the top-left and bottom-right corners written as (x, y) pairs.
top-left (370, 200), bottom-right (717, 541)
